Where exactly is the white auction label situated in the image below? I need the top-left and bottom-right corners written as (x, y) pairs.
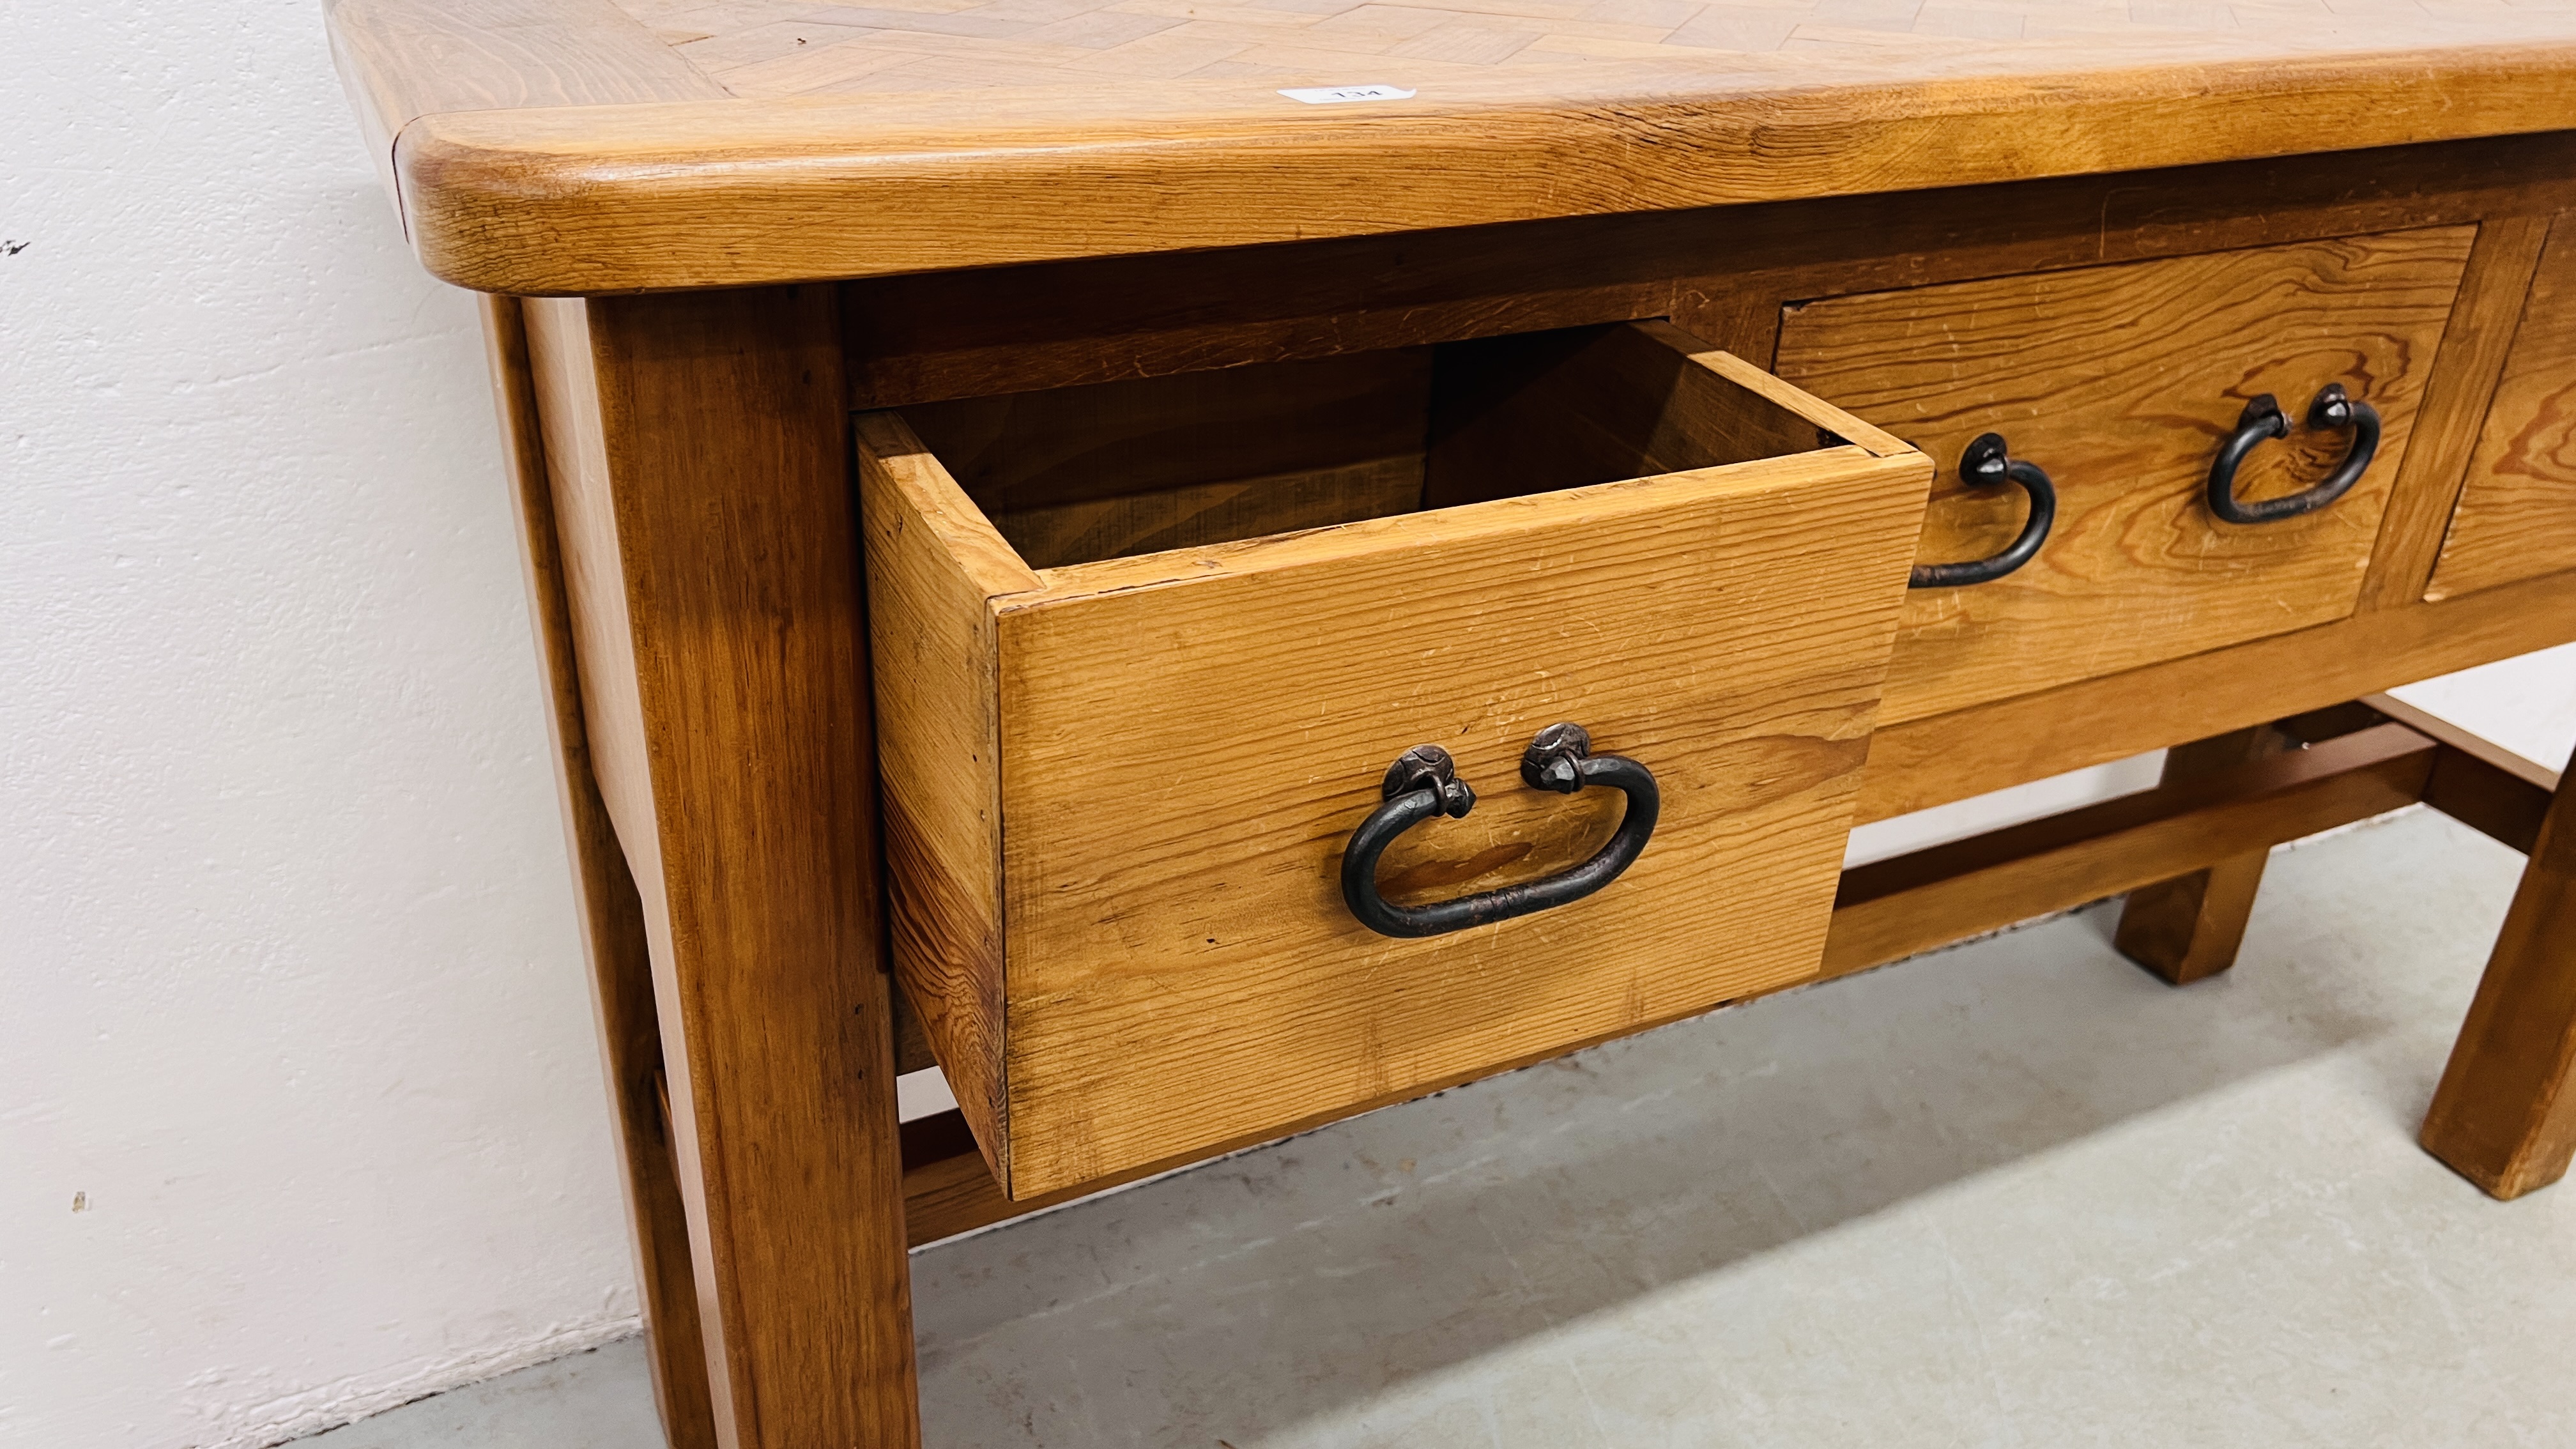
top-left (1278, 84), bottom-right (1417, 103)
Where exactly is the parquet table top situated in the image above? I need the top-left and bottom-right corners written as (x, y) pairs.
top-left (615, 0), bottom-right (2576, 98)
top-left (325, 0), bottom-right (2576, 290)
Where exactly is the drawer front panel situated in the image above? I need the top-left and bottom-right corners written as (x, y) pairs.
top-left (1775, 227), bottom-right (2475, 723)
top-left (861, 326), bottom-right (1933, 1199)
top-left (995, 450), bottom-right (1926, 1195)
top-left (2430, 212), bottom-right (2576, 601)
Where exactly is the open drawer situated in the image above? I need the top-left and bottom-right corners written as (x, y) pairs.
top-left (859, 321), bottom-right (1932, 1199)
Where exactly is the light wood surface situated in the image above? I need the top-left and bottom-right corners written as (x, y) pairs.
top-left (526, 288), bottom-right (919, 1449)
top-left (480, 295), bottom-right (720, 1449)
top-left (323, 0), bottom-right (2576, 293)
top-left (1827, 723), bottom-right (2434, 980)
top-left (900, 697), bottom-right (2563, 1238)
top-left (611, 0), bottom-right (2576, 100)
top-left (2423, 738), bottom-right (2576, 1199)
top-left (2428, 213), bottom-right (2576, 602)
top-left (325, 0), bottom-right (725, 205)
top-left (2354, 215), bottom-right (2556, 611)
top-left (342, 3), bottom-right (2576, 1425)
top-left (864, 334), bottom-right (1931, 1196)
top-left (2112, 725), bottom-right (2291, 986)
top-left (998, 450), bottom-right (1926, 1197)
top-left (1774, 227), bottom-right (2474, 723)
top-left (524, 301), bottom-right (659, 862)
top-left (855, 408), bottom-right (1036, 1174)
top-left (328, 0), bottom-right (721, 118)
top-left (1856, 567), bottom-right (2576, 824)
top-left (339, 7), bottom-right (2576, 1423)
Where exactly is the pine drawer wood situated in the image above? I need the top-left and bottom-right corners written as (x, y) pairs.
top-left (1772, 227), bottom-right (2476, 723)
top-left (2428, 213), bottom-right (2576, 602)
top-left (860, 324), bottom-right (1931, 1198)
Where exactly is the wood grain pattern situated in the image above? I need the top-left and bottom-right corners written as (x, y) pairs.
top-left (899, 700), bottom-right (2517, 1239)
top-left (997, 446), bottom-right (1928, 1196)
top-left (855, 410), bottom-right (1038, 1174)
top-left (523, 300), bottom-right (661, 926)
top-left (378, 38), bottom-right (2576, 292)
top-left (610, 0), bottom-right (2576, 101)
top-left (2112, 724), bottom-right (2292, 986)
top-left (902, 349), bottom-right (1434, 566)
top-left (992, 459), bottom-right (1429, 567)
top-left (480, 295), bottom-right (719, 1449)
top-left (2423, 737), bottom-right (2576, 1199)
top-left (885, 321), bottom-right (1844, 573)
top-left (1776, 227), bottom-right (2474, 723)
top-left (834, 134), bottom-right (2576, 411)
top-left (1688, 340), bottom-right (1910, 457)
top-left (2355, 214), bottom-right (2556, 610)
top-left (2428, 213), bottom-right (2576, 602)
top-left (1827, 723), bottom-right (2435, 979)
top-left (891, 979), bottom-right (936, 1077)
top-left (863, 332), bottom-right (1931, 1196)
top-left (325, 0), bottom-right (724, 206)
top-left (896, 1107), bottom-right (1140, 1248)
top-left (530, 288), bottom-right (918, 1449)
top-left (1856, 566), bottom-right (2576, 824)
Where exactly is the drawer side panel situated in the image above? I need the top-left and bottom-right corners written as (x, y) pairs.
top-left (855, 412), bottom-right (1037, 1174)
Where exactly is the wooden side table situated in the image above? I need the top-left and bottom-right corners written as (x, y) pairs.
top-left (332, 4), bottom-right (2576, 1442)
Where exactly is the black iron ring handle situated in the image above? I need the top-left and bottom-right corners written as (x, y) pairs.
top-left (2207, 384), bottom-right (2381, 525)
top-left (1340, 723), bottom-right (1660, 939)
top-left (1908, 433), bottom-right (2058, 589)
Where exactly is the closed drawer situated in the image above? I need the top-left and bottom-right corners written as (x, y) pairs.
top-left (860, 322), bottom-right (1931, 1199)
top-left (2430, 212), bottom-right (2576, 601)
top-left (1775, 227), bottom-right (2475, 723)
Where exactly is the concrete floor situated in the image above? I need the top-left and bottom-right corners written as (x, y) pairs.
top-left (305, 806), bottom-right (2576, 1448)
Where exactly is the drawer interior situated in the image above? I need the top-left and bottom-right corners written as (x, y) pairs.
top-left (896, 321), bottom-right (1841, 570)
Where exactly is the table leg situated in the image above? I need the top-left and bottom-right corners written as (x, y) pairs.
top-left (2115, 724), bottom-right (2293, 984)
top-left (481, 296), bottom-right (721, 1446)
top-left (2423, 740), bottom-right (2576, 1199)
top-left (519, 286), bottom-right (921, 1447)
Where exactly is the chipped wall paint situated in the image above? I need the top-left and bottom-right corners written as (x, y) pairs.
top-left (1, 6), bottom-right (639, 1446)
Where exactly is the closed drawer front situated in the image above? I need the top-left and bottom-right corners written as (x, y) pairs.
top-left (2430, 211), bottom-right (2576, 601)
top-left (861, 322), bottom-right (1933, 1199)
top-left (1775, 227), bottom-right (2475, 723)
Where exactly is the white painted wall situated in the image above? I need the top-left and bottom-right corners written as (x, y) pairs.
top-left (3, 6), bottom-right (638, 1448)
top-left (2, 5), bottom-right (2570, 1446)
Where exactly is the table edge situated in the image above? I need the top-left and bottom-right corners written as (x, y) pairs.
top-left (349, 28), bottom-right (2576, 292)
